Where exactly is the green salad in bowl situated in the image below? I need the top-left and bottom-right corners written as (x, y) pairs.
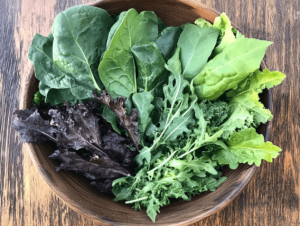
top-left (13, 5), bottom-right (285, 222)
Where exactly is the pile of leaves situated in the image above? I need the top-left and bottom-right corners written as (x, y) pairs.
top-left (13, 5), bottom-right (286, 222)
top-left (13, 95), bottom-right (139, 192)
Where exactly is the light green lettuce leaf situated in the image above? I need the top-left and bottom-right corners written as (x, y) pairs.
top-left (227, 69), bottom-right (286, 97)
top-left (217, 104), bottom-right (253, 139)
top-left (194, 18), bottom-right (213, 28)
top-left (229, 90), bottom-right (272, 125)
top-left (193, 38), bottom-right (272, 100)
top-left (211, 13), bottom-right (236, 56)
top-left (214, 128), bottom-right (281, 167)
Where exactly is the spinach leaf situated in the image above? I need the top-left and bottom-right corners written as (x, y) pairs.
top-left (131, 42), bottom-right (169, 97)
top-left (52, 5), bottom-right (114, 99)
top-left (177, 24), bottom-right (219, 81)
top-left (28, 34), bottom-right (71, 90)
top-left (156, 26), bottom-right (182, 61)
top-left (150, 97), bottom-right (163, 125)
top-left (39, 81), bottom-right (79, 105)
top-left (106, 11), bottom-right (127, 50)
top-left (157, 17), bottom-right (167, 33)
top-left (99, 9), bottom-right (158, 99)
top-left (28, 34), bottom-right (81, 105)
top-left (193, 38), bottom-right (272, 100)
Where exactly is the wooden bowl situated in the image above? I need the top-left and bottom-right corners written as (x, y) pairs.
top-left (20, 0), bottom-right (272, 225)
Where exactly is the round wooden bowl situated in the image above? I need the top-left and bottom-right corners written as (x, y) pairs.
top-left (20, 0), bottom-right (272, 225)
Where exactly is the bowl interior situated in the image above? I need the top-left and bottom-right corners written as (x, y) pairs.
top-left (21, 0), bottom-right (271, 225)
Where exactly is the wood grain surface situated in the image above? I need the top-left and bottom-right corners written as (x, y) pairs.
top-left (0, 0), bottom-right (298, 225)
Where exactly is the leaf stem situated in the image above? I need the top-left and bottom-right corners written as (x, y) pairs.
top-left (147, 150), bottom-right (178, 174)
top-left (125, 196), bottom-right (148, 204)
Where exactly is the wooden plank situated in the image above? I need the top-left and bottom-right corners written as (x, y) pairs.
top-left (0, 0), bottom-right (299, 225)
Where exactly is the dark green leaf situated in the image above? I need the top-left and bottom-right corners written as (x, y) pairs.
top-left (131, 42), bottom-right (168, 97)
top-left (156, 26), bottom-right (182, 61)
top-left (99, 9), bottom-right (158, 99)
top-left (52, 5), bottom-right (114, 98)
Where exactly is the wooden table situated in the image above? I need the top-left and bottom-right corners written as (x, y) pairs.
top-left (0, 0), bottom-right (299, 225)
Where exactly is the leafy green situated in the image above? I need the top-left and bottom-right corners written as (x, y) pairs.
top-left (132, 92), bottom-right (155, 146)
top-left (28, 34), bottom-right (79, 105)
top-left (131, 42), bottom-right (169, 97)
top-left (25, 8), bottom-right (286, 223)
top-left (113, 153), bottom-right (226, 222)
top-left (211, 13), bottom-right (236, 56)
top-left (29, 34), bottom-right (70, 90)
top-left (99, 9), bottom-right (158, 99)
top-left (33, 91), bottom-right (44, 106)
top-left (213, 128), bottom-right (281, 168)
top-left (52, 5), bottom-right (114, 99)
top-left (194, 18), bottom-right (213, 28)
top-left (134, 47), bottom-right (194, 166)
top-left (230, 91), bottom-right (272, 125)
top-left (102, 106), bottom-right (121, 134)
top-left (177, 24), bottom-right (219, 81)
top-left (193, 38), bottom-right (272, 100)
top-left (156, 26), bottom-right (183, 61)
top-left (106, 11), bottom-right (127, 50)
top-left (195, 13), bottom-right (236, 56)
top-left (217, 104), bottom-right (253, 139)
top-left (157, 17), bottom-right (167, 33)
top-left (226, 69), bottom-right (286, 97)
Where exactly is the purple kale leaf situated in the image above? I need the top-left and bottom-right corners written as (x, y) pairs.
top-left (48, 102), bottom-right (107, 157)
top-left (49, 150), bottom-right (130, 179)
top-left (13, 109), bottom-right (57, 143)
top-left (13, 98), bottom-right (139, 193)
top-left (93, 90), bottom-right (140, 152)
top-left (90, 179), bottom-right (114, 193)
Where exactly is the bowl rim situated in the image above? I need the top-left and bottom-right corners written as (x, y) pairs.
top-left (20, 1), bottom-right (272, 225)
